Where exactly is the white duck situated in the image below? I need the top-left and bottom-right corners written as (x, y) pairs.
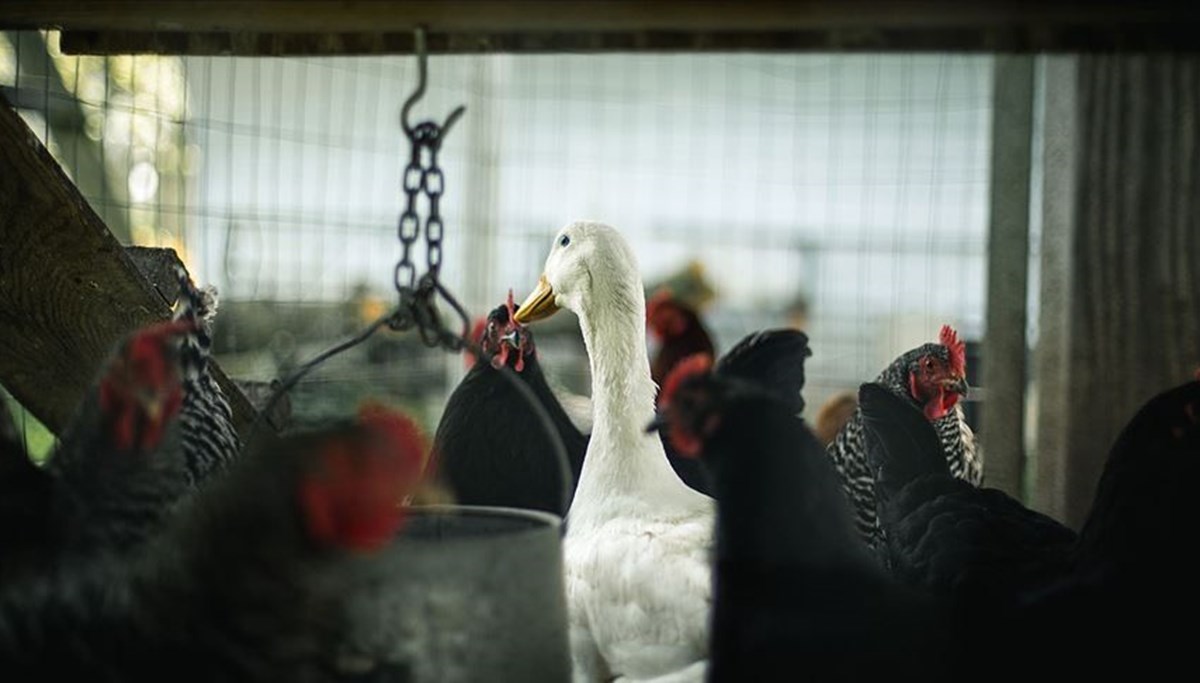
top-left (515, 221), bottom-right (713, 682)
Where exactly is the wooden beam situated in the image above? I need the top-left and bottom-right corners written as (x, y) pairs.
top-left (1, 1), bottom-right (1197, 54)
top-left (0, 92), bottom-right (267, 440)
top-left (981, 55), bottom-right (1034, 499)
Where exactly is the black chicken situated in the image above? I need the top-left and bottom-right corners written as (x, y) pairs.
top-left (861, 377), bottom-right (1200, 677)
top-left (0, 399), bottom-right (53, 586)
top-left (433, 295), bottom-right (588, 516)
top-left (860, 383), bottom-right (1075, 602)
top-left (646, 287), bottom-right (715, 393)
top-left (652, 331), bottom-right (951, 682)
top-left (0, 405), bottom-right (428, 682)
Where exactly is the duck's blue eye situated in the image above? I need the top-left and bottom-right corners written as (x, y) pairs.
top-left (559, 234), bottom-right (570, 247)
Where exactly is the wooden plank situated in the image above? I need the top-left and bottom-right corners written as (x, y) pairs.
top-left (0, 1), bottom-right (1196, 54)
top-left (980, 55), bottom-right (1033, 499)
top-left (125, 246), bottom-right (186, 304)
top-left (0, 1), bottom-right (1191, 33)
top-left (54, 24), bottom-right (1200, 56)
top-left (1035, 56), bottom-right (1200, 528)
top-left (0, 92), bottom-right (266, 439)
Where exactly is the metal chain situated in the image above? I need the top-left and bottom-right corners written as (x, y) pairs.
top-left (394, 145), bottom-right (422, 293)
top-left (394, 122), bottom-right (448, 293)
top-left (387, 27), bottom-right (467, 350)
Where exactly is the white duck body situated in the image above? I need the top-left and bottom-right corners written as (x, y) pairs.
top-left (517, 221), bottom-right (713, 682)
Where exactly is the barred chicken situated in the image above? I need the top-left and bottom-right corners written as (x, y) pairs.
top-left (172, 266), bottom-right (241, 487)
top-left (827, 325), bottom-right (979, 554)
top-left (44, 319), bottom-right (198, 560)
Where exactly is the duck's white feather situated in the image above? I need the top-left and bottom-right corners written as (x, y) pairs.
top-left (535, 221), bottom-right (712, 682)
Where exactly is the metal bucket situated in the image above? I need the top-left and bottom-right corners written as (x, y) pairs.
top-left (340, 505), bottom-right (571, 683)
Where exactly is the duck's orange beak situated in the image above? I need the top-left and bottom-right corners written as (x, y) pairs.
top-left (514, 275), bottom-right (559, 324)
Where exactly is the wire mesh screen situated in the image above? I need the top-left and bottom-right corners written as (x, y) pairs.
top-left (1, 31), bottom-right (993, 441)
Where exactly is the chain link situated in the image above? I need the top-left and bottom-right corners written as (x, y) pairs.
top-left (388, 70), bottom-right (469, 352)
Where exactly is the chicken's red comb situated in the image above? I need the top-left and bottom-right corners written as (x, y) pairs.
top-left (659, 353), bottom-right (714, 408)
top-left (505, 289), bottom-right (519, 325)
top-left (646, 288), bottom-right (674, 321)
top-left (298, 404), bottom-right (430, 553)
top-left (939, 325), bottom-right (966, 376)
top-left (357, 401), bottom-right (430, 476)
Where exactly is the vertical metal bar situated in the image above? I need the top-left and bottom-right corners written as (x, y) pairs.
top-left (981, 55), bottom-right (1035, 498)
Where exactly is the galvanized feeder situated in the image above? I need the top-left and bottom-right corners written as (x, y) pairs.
top-left (340, 505), bottom-right (571, 683)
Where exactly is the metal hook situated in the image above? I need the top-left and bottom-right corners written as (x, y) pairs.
top-left (401, 25), bottom-right (467, 142)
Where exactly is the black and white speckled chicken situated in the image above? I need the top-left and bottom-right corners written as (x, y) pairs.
top-left (4, 279), bottom-right (238, 579)
top-left (652, 333), bottom-right (951, 682)
top-left (0, 404), bottom-right (428, 682)
top-left (44, 319), bottom-right (197, 560)
top-left (172, 266), bottom-right (242, 487)
top-left (827, 325), bottom-right (979, 554)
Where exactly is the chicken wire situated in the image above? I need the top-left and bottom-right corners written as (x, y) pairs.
top-left (1, 30), bottom-right (994, 439)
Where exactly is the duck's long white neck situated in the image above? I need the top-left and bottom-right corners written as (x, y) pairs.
top-left (569, 273), bottom-right (688, 519)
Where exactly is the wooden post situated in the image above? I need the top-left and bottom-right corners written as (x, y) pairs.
top-left (1033, 56), bottom-right (1200, 527)
top-left (1031, 56), bottom-right (1079, 521)
top-left (981, 55), bottom-right (1034, 499)
top-left (0, 92), bottom-right (264, 438)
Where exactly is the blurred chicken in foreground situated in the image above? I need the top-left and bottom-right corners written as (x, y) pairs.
top-left (0, 403), bottom-right (432, 681)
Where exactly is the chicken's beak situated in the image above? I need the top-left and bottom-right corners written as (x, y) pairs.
top-left (514, 275), bottom-right (559, 324)
top-left (142, 399), bottom-right (163, 423)
top-left (944, 375), bottom-right (969, 396)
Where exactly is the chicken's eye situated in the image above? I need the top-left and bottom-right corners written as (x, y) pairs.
top-left (923, 357), bottom-right (934, 370)
top-left (559, 234), bottom-right (571, 248)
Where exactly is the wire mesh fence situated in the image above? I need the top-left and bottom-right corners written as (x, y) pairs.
top-left (1, 30), bottom-right (994, 445)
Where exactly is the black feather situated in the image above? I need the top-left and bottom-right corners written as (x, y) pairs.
top-left (0, 400), bottom-right (54, 585)
top-left (685, 381), bottom-right (951, 682)
top-left (859, 382), bottom-right (951, 502)
top-left (713, 328), bottom-right (811, 415)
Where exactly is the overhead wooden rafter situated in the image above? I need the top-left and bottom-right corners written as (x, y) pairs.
top-left (1, 1), bottom-right (1198, 55)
